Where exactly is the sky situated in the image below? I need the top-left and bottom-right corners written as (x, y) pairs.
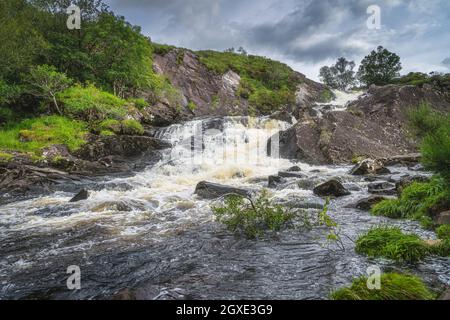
top-left (105, 0), bottom-right (450, 81)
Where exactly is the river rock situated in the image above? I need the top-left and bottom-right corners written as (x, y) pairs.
top-left (69, 189), bottom-right (89, 202)
top-left (368, 182), bottom-right (397, 195)
top-left (380, 153), bottom-right (421, 166)
top-left (313, 179), bottom-right (350, 197)
top-left (268, 175), bottom-right (283, 188)
top-left (91, 201), bottom-right (133, 212)
top-left (350, 159), bottom-right (390, 176)
top-left (278, 171), bottom-right (307, 179)
top-left (194, 181), bottom-right (251, 199)
top-left (436, 211), bottom-right (450, 225)
top-left (287, 165), bottom-right (302, 172)
top-left (354, 195), bottom-right (391, 211)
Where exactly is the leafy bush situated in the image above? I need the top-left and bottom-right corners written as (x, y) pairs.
top-left (331, 273), bottom-right (435, 300)
top-left (211, 190), bottom-right (299, 239)
top-left (128, 98), bottom-right (148, 110)
top-left (57, 84), bottom-right (127, 121)
top-left (0, 116), bottom-right (87, 154)
top-left (121, 119), bottom-right (144, 135)
top-left (355, 226), bottom-right (430, 262)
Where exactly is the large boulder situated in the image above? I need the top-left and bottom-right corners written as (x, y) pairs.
top-left (194, 181), bottom-right (251, 199)
top-left (313, 179), bottom-right (350, 197)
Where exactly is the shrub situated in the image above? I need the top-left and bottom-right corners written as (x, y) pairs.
top-left (0, 116), bottom-right (87, 154)
top-left (121, 119), bottom-right (144, 135)
top-left (57, 84), bottom-right (127, 121)
top-left (355, 226), bottom-right (430, 262)
top-left (211, 190), bottom-right (299, 239)
top-left (331, 273), bottom-right (435, 300)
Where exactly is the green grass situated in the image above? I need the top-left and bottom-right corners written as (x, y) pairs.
top-left (57, 84), bottom-right (128, 121)
top-left (355, 226), bottom-right (430, 262)
top-left (197, 50), bottom-right (300, 114)
top-left (187, 101), bottom-right (197, 112)
top-left (331, 273), bottom-right (436, 300)
top-left (371, 177), bottom-right (450, 228)
top-left (121, 119), bottom-right (144, 135)
top-left (0, 151), bottom-right (13, 162)
top-left (0, 115), bottom-right (88, 154)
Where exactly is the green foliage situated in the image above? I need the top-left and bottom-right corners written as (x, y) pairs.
top-left (319, 57), bottom-right (356, 90)
top-left (24, 65), bottom-right (72, 115)
top-left (318, 89), bottom-right (334, 103)
top-left (0, 151), bottom-right (14, 162)
top-left (371, 178), bottom-right (450, 226)
top-left (57, 84), bottom-right (127, 121)
top-left (436, 225), bottom-right (450, 240)
top-left (197, 50), bottom-right (300, 114)
top-left (211, 190), bottom-right (298, 239)
top-left (331, 273), bottom-right (435, 300)
top-left (408, 103), bottom-right (450, 181)
top-left (0, 116), bottom-right (87, 154)
top-left (187, 101), bottom-right (197, 112)
top-left (355, 226), bottom-right (431, 262)
top-left (357, 46), bottom-right (402, 86)
top-left (152, 43), bottom-right (176, 56)
top-left (121, 119), bottom-right (144, 135)
top-left (98, 119), bottom-right (122, 134)
top-left (128, 97), bottom-right (148, 110)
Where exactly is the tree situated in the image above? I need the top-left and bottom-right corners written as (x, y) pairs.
top-left (24, 65), bottom-right (72, 115)
top-left (357, 46), bottom-right (402, 86)
top-left (319, 57), bottom-right (356, 90)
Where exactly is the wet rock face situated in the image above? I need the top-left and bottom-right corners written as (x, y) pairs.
top-left (313, 179), bottom-right (350, 197)
top-left (194, 181), bottom-right (252, 199)
top-left (273, 84), bottom-right (450, 165)
top-left (69, 189), bottom-right (89, 202)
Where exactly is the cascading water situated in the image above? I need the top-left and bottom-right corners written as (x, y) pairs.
top-left (0, 114), bottom-right (448, 300)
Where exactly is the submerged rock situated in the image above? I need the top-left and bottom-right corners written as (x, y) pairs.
top-left (194, 181), bottom-right (251, 199)
top-left (278, 171), bottom-right (307, 179)
top-left (313, 179), bottom-right (350, 197)
top-left (69, 189), bottom-right (89, 202)
top-left (91, 201), bottom-right (133, 212)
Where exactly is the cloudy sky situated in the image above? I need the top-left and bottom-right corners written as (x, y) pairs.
top-left (105, 0), bottom-right (450, 81)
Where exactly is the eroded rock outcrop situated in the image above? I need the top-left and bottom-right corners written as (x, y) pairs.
top-left (271, 84), bottom-right (450, 164)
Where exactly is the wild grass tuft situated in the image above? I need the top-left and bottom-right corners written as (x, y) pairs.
top-left (331, 273), bottom-right (436, 300)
